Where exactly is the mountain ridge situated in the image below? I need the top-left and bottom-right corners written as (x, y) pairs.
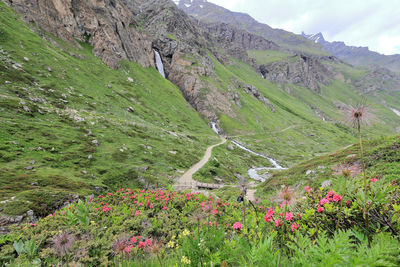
top-left (302, 31), bottom-right (400, 72)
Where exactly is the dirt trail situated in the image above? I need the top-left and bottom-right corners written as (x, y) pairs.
top-left (175, 136), bottom-right (261, 202)
top-left (178, 137), bottom-right (226, 186)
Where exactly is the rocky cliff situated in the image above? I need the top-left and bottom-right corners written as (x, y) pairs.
top-left (201, 21), bottom-right (280, 66)
top-left (4, 0), bottom-right (155, 69)
top-left (3, 0), bottom-right (237, 121)
top-left (354, 68), bottom-right (400, 94)
top-left (260, 54), bottom-right (335, 92)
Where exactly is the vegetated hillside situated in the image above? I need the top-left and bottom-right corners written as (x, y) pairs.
top-left (1, 137), bottom-right (399, 266)
top-left (260, 135), bottom-right (400, 198)
top-left (302, 32), bottom-right (400, 73)
top-left (2, 0), bottom-right (399, 191)
top-left (0, 2), bottom-right (220, 218)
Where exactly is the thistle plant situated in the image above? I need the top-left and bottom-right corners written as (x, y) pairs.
top-left (344, 102), bottom-right (373, 229)
top-left (344, 103), bottom-right (373, 193)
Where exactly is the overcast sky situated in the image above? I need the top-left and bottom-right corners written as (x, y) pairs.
top-left (207, 0), bottom-right (400, 55)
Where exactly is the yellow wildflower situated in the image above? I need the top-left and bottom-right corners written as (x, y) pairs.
top-left (181, 256), bottom-right (191, 265)
top-left (182, 229), bottom-right (190, 237)
top-left (167, 240), bottom-right (175, 248)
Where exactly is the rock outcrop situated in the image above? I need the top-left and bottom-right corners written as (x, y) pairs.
top-left (200, 21), bottom-right (280, 67)
top-left (204, 22), bottom-right (279, 52)
top-left (127, 0), bottom-right (235, 120)
top-left (5, 0), bottom-right (155, 69)
top-left (260, 54), bottom-right (334, 93)
top-left (353, 68), bottom-right (400, 93)
top-left (4, 0), bottom-right (236, 121)
top-left (233, 79), bottom-right (275, 112)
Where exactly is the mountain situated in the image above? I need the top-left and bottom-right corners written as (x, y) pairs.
top-left (302, 31), bottom-right (400, 73)
top-left (176, 0), bottom-right (329, 56)
top-left (0, 0), bottom-right (399, 224)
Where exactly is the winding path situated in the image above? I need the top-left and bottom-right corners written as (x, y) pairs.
top-left (176, 137), bottom-right (226, 189)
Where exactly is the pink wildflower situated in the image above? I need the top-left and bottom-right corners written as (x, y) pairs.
top-left (285, 212), bottom-right (294, 221)
top-left (346, 201), bottom-right (351, 207)
top-left (304, 186), bottom-right (310, 192)
top-left (275, 219), bottom-right (282, 227)
top-left (317, 206), bottom-right (324, 213)
top-left (320, 198), bottom-right (329, 205)
top-left (131, 236), bottom-right (137, 244)
top-left (370, 178), bottom-right (378, 183)
top-left (211, 209), bottom-right (218, 215)
top-left (163, 206), bottom-right (167, 210)
top-left (233, 222), bottom-right (242, 230)
top-left (29, 223), bottom-right (36, 227)
top-left (124, 245), bottom-right (133, 254)
top-left (134, 210), bottom-right (140, 216)
top-left (333, 194), bottom-right (342, 202)
top-left (327, 190), bottom-right (335, 197)
top-left (291, 222), bottom-right (299, 232)
top-left (138, 241), bottom-right (146, 248)
top-left (102, 205), bottom-right (110, 213)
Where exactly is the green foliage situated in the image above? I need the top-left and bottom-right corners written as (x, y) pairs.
top-left (0, 1), bottom-right (218, 215)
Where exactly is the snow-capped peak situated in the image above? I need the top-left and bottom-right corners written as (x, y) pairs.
top-left (174, 0), bottom-right (207, 6)
top-left (302, 32), bottom-right (325, 44)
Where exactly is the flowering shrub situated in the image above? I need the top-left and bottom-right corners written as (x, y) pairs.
top-left (0, 178), bottom-right (399, 266)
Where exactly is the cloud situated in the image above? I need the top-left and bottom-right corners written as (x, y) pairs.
top-left (207, 0), bottom-right (400, 55)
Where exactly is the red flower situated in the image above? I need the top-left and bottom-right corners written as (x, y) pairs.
top-left (138, 241), bottom-right (146, 248)
top-left (131, 236), bottom-right (137, 244)
top-left (291, 222), bottom-right (299, 232)
top-left (320, 198), bottom-right (329, 205)
top-left (145, 239), bottom-right (152, 246)
top-left (124, 245), bottom-right (133, 254)
top-left (264, 207), bottom-right (275, 222)
top-left (370, 178), bottom-right (378, 183)
top-left (29, 223), bottom-right (36, 227)
top-left (233, 222), bottom-right (242, 230)
top-left (304, 186), bottom-right (310, 192)
top-left (163, 206), bottom-right (167, 210)
top-left (317, 206), bottom-right (324, 213)
top-left (285, 212), bottom-right (293, 221)
top-left (134, 210), bottom-right (140, 216)
top-left (346, 201), bottom-right (351, 207)
top-left (102, 205), bottom-right (110, 213)
top-left (327, 190), bottom-right (335, 197)
top-left (333, 194), bottom-right (342, 202)
top-left (275, 219), bottom-right (282, 227)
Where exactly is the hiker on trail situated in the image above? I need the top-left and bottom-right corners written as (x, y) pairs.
top-left (237, 194), bottom-right (244, 203)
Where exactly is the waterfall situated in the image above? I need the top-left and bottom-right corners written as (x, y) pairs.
top-left (211, 122), bottom-right (219, 134)
top-left (153, 49), bottom-right (165, 78)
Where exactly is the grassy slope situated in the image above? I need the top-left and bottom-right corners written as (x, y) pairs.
top-left (259, 135), bottom-right (400, 200)
top-left (193, 50), bottom-right (399, 183)
top-left (0, 2), bottom-right (218, 216)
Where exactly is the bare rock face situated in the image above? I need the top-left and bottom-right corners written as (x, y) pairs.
top-left (5, 0), bottom-right (236, 120)
top-left (126, 0), bottom-right (235, 120)
top-left (354, 68), bottom-right (400, 93)
top-left (5, 0), bottom-right (155, 69)
top-left (260, 54), bottom-right (334, 93)
top-left (204, 22), bottom-right (279, 51)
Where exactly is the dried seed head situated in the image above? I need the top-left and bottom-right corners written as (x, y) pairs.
top-left (53, 232), bottom-right (75, 257)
